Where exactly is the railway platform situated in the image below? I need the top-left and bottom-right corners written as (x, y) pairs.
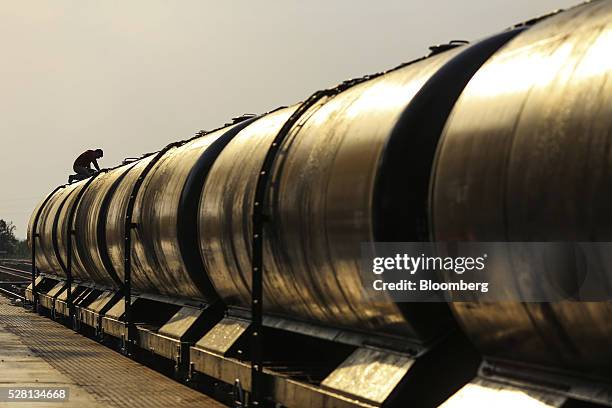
top-left (0, 296), bottom-right (225, 408)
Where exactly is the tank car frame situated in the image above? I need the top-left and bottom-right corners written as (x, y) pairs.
top-left (25, 2), bottom-right (612, 407)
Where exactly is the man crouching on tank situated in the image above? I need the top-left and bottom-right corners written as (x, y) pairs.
top-left (69, 148), bottom-right (103, 182)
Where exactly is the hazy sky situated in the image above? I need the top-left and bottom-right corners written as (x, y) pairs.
top-left (1, 0), bottom-right (578, 239)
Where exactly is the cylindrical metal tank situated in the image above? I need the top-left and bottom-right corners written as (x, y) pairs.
top-left (431, 1), bottom-right (612, 374)
top-left (106, 156), bottom-right (155, 285)
top-left (30, 189), bottom-right (63, 275)
top-left (106, 119), bottom-right (256, 301)
top-left (28, 187), bottom-right (65, 275)
top-left (32, 182), bottom-right (83, 276)
top-left (72, 164), bottom-right (136, 287)
top-left (199, 29), bottom-right (519, 342)
top-left (27, 194), bottom-right (48, 259)
top-left (200, 106), bottom-right (300, 307)
top-left (55, 181), bottom-right (90, 280)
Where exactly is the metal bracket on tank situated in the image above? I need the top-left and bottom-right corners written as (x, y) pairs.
top-left (428, 40), bottom-right (469, 56)
top-left (30, 185), bottom-right (65, 311)
top-left (66, 173), bottom-right (103, 322)
top-left (122, 141), bottom-right (184, 355)
top-left (120, 118), bottom-right (255, 356)
top-left (249, 74), bottom-right (385, 404)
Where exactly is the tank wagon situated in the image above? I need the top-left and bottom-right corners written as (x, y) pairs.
top-left (26, 2), bottom-right (612, 406)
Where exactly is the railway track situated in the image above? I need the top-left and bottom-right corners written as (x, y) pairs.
top-left (0, 258), bottom-right (31, 270)
top-left (0, 261), bottom-right (30, 300)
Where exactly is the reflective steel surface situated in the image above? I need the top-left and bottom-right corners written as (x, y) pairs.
top-left (200, 106), bottom-right (300, 306)
top-left (131, 139), bottom-right (213, 299)
top-left (439, 378), bottom-right (565, 408)
top-left (34, 183), bottom-right (83, 276)
top-left (105, 156), bottom-right (154, 285)
top-left (321, 347), bottom-right (414, 404)
top-left (201, 47), bottom-right (469, 342)
top-left (122, 122), bottom-right (246, 300)
top-left (29, 188), bottom-right (64, 275)
top-left (431, 1), bottom-right (612, 374)
top-left (55, 181), bottom-right (89, 280)
top-left (73, 165), bottom-right (135, 287)
top-left (25, 3), bottom-right (612, 386)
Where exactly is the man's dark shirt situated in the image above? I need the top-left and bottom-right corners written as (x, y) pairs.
top-left (74, 150), bottom-right (100, 170)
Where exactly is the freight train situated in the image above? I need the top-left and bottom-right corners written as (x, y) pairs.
top-left (26, 1), bottom-right (612, 407)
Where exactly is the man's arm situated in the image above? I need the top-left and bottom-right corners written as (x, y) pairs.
top-left (92, 159), bottom-right (100, 171)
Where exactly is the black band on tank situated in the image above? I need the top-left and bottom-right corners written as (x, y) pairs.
top-left (178, 116), bottom-right (261, 301)
top-left (32, 187), bottom-right (64, 275)
top-left (52, 187), bottom-right (80, 274)
top-left (97, 166), bottom-right (134, 287)
top-left (372, 28), bottom-right (525, 337)
top-left (373, 28), bottom-right (524, 242)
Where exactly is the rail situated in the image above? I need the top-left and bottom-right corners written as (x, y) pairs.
top-left (0, 258), bottom-right (32, 264)
top-left (0, 265), bottom-right (31, 280)
top-left (0, 286), bottom-right (25, 300)
top-left (0, 265), bottom-right (29, 301)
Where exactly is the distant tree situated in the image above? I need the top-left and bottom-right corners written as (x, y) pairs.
top-left (14, 239), bottom-right (30, 258)
top-left (0, 219), bottom-right (18, 257)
